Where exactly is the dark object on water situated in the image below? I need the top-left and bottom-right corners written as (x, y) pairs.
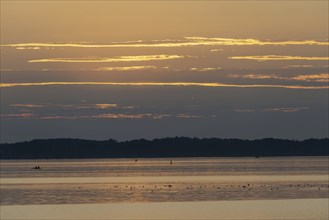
top-left (33, 166), bottom-right (40, 169)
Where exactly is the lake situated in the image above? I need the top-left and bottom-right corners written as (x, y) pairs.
top-left (1, 157), bottom-right (328, 219)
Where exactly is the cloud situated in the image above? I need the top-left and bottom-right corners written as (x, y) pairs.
top-left (184, 37), bottom-right (329, 46)
top-left (2, 37), bottom-right (328, 49)
top-left (62, 103), bottom-right (119, 109)
top-left (189, 67), bottom-right (221, 72)
top-left (9, 103), bottom-right (124, 110)
top-left (291, 74), bottom-right (329, 82)
top-left (90, 113), bottom-right (151, 119)
top-left (228, 73), bottom-right (329, 82)
top-left (0, 113), bottom-right (35, 118)
top-left (9, 104), bottom-right (45, 108)
top-left (1, 113), bottom-right (205, 120)
top-left (15, 47), bottom-right (40, 50)
top-left (28, 55), bottom-right (183, 63)
top-left (96, 65), bottom-right (156, 71)
top-left (1, 81), bottom-right (328, 89)
top-left (0, 113), bottom-right (153, 120)
top-left (210, 49), bottom-right (223, 52)
top-left (282, 65), bottom-right (315, 69)
top-left (176, 113), bottom-right (204, 118)
top-left (94, 104), bottom-right (118, 109)
top-left (234, 109), bottom-right (256, 112)
top-left (234, 107), bottom-right (309, 113)
top-left (229, 74), bottom-right (279, 80)
top-left (229, 55), bottom-right (329, 61)
top-left (263, 107), bottom-right (309, 113)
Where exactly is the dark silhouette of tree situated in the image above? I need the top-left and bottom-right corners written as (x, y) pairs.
top-left (0, 137), bottom-right (328, 159)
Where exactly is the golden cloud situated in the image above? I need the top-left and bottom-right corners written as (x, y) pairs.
top-left (291, 74), bottom-right (329, 82)
top-left (228, 73), bottom-right (329, 82)
top-left (1, 81), bottom-right (328, 89)
top-left (0, 113), bottom-right (35, 118)
top-left (94, 104), bottom-right (118, 109)
top-left (29, 55), bottom-right (183, 63)
top-left (1, 113), bottom-right (200, 120)
top-left (9, 104), bottom-right (45, 108)
top-left (10, 103), bottom-right (121, 110)
top-left (234, 107), bottom-right (309, 113)
top-left (229, 74), bottom-right (279, 79)
top-left (97, 65), bottom-right (156, 71)
top-left (2, 37), bottom-right (328, 49)
top-left (189, 67), bottom-right (221, 72)
top-left (263, 107), bottom-right (309, 113)
top-left (229, 55), bottom-right (329, 61)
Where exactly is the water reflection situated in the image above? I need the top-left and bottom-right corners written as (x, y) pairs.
top-left (1, 157), bottom-right (328, 205)
top-left (1, 157), bottom-right (328, 178)
top-left (1, 181), bottom-right (328, 205)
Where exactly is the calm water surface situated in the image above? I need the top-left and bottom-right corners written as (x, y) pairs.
top-left (1, 157), bottom-right (328, 205)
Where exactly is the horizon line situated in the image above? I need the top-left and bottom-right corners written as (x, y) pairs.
top-left (2, 136), bottom-right (328, 145)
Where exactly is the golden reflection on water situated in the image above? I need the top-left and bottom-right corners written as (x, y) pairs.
top-left (1, 175), bottom-right (328, 184)
top-left (1, 157), bottom-right (328, 206)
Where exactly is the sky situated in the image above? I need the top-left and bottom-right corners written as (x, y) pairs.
top-left (1, 1), bottom-right (328, 143)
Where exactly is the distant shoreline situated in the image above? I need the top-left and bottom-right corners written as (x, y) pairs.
top-left (1, 155), bottom-right (328, 161)
top-left (1, 137), bottom-right (328, 159)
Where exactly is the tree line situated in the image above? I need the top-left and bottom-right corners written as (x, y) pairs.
top-left (0, 137), bottom-right (328, 159)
